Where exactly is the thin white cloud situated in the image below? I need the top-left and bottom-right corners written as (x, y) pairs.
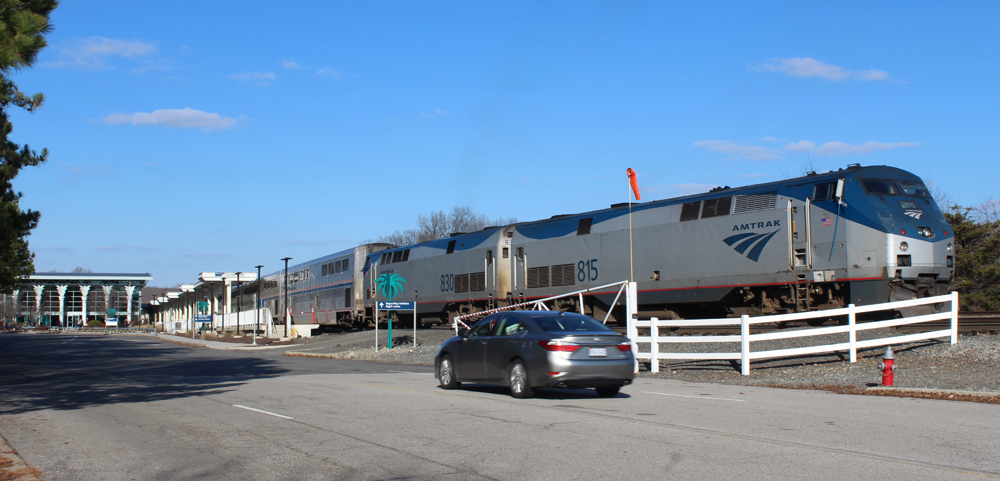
top-left (784, 140), bottom-right (816, 153)
top-left (760, 137), bottom-right (781, 142)
top-left (47, 37), bottom-right (159, 70)
top-left (781, 139), bottom-right (919, 156)
top-left (419, 109), bottom-right (450, 118)
top-left (814, 141), bottom-right (920, 156)
top-left (693, 140), bottom-right (783, 161)
top-left (102, 108), bottom-right (238, 131)
top-left (315, 66), bottom-right (345, 79)
top-left (230, 71), bottom-right (277, 86)
top-left (281, 61), bottom-right (304, 70)
top-left (753, 57), bottom-right (890, 82)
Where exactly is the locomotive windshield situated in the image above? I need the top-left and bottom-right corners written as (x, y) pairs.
top-left (897, 180), bottom-right (931, 198)
top-left (861, 179), bottom-right (900, 196)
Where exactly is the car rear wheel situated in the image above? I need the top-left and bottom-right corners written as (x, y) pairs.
top-left (508, 360), bottom-right (534, 398)
top-left (438, 355), bottom-right (460, 389)
top-left (595, 386), bottom-right (620, 397)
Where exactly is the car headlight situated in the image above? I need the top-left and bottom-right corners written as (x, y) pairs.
top-left (899, 241), bottom-right (909, 252)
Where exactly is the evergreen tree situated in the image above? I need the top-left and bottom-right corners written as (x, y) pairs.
top-left (0, 0), bottom-right (57, 292)
top-left (945, 206), bottom-right (1000, 311)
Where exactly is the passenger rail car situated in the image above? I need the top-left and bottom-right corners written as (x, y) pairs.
top-left (258, 243), bottom-right (393, 326)
top-left (361, 165), bottom-right (952, 325)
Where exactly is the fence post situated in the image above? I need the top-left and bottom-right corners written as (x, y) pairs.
top-left (950, 291), bottom-right (959, 345)
top-left (740, 314), bottom-right (750, 376)
top-left (848, 304), bottom-right (857, 363)
top-left (650, 317), bottom-right (659, 373)
top-left (627, 282), bottom-right (638, 373)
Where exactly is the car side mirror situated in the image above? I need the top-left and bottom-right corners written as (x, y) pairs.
top-left (458, 328), bottom-right (469, 337)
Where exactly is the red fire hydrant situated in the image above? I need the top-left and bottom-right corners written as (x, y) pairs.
top-left (877, 346), bottom-right (896, 386)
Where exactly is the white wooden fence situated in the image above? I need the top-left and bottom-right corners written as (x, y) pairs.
top-left (628, 292), bottom-right (959, 375)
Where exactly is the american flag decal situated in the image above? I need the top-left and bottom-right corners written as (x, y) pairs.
top-left (821, 217), bottom-right (832, 226)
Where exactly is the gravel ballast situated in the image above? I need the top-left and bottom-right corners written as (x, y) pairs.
top-left (282, 326), bottom-right (1000, 402)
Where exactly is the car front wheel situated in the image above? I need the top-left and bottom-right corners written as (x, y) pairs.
top-left (438, 355), bottom-right (460, 389)
top-left (508, 360), bottom-right (534, 398)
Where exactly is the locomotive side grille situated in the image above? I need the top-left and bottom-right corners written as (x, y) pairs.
top-left (551, 264), bottom-right (576, 287)
top-left (679, 201), bottom-right (701, 221)
top-left (733, 192), bottom-right (777, 214)
top-left (470, 272), bottom-right (486, 292)
top-left (454, 274), bottom-right (469, 293)
top-left (527, 266), bottom-right (550, 289)
top-left (701, 196), bottom-right (733, 218)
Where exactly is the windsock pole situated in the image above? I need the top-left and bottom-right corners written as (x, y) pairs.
top-left (626, 168), bottom-right (641, 283)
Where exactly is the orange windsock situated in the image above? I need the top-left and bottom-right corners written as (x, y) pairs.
top-left (626, 168), bottom-right (640, 200)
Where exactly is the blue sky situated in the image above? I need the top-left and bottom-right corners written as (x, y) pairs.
top-left (9, 1), bottom-right (999, 286)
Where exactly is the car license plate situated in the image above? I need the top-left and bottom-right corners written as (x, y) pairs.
top-left (589, 347), bottom-right (608, 357)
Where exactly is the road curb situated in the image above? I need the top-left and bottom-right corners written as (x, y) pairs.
top-left (866, 386), bottom-right (1000, 397)
top-left (0, 432), bottom-right (41, 481)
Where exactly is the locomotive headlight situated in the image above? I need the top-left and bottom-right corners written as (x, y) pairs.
top-left (918, 226), bottom-right (934, 238)
top-left (947, 243), bottom-right (952, 252)
top-left (899, 241), bottom-right (909, 252)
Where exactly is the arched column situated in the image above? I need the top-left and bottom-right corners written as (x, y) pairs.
top-left (124, 286), bottom-right (136, 327)
top-left (33, 285), bottom-right (44, 327)
top-left (56, 285), bottom-right (68, 327)
top-left (79, 285), bottom-right (91, 326)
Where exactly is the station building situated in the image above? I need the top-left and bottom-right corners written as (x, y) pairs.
top-left (1, 272), bottom-right (152, 327)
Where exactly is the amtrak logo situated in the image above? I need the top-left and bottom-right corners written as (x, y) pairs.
top-left (724, 230), bottom-right (780, 262)
top-left (904, 211), bottom-right (923, 220)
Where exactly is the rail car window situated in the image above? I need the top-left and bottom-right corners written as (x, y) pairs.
top-left (322, 264), bottom-right (328, 276)
top-left (527, 266), bottom-right (550, 288)
top-left (343, 258), bottom-right (351, 270)
top-left (701, 197), bottom-right (732, 218)
top-left (733, 192), bottom-right (777, 214)
top-left (577, 218), bottom-right (593, 235)
top-left (392, 250), bottom-right (403, 263)
top-left (898, 180), bottom-right (930, 198)
top-left (447, 240), bottom-right (456, 254)
top-left (679, 201), bottom-right (701, 221)
top-left (812, 182), bottom-right (837, 201)
top-left (401, 250), bottom-right (409, 262)
top-left (862, 179), bottom-right (900, 196)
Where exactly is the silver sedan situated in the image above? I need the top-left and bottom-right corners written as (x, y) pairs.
top-left (435, 311), bottom-right (635, 398)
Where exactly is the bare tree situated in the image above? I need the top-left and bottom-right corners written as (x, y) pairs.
top-left (71, 267), bottom-right (93, 273)
top-left (374, 206), bottom-right (517, 246)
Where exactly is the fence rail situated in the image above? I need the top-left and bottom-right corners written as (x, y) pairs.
top-left (628, 292), bottom-right (959, 375)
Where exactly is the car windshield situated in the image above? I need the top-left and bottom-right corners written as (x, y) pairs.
top-left (532, 314), bottom-right (615, 332)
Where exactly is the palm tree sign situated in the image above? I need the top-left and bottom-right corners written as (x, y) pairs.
top-left (376, 273), bottom-right (406, 301)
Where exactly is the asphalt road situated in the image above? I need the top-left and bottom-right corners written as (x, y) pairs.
top-left (1, 333), bottom-right (998, 480)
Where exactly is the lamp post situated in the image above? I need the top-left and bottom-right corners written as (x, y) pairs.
top-left (254, 264), bottom-right (263, 346)
top-left (282, 257), bottom-right (292, 339)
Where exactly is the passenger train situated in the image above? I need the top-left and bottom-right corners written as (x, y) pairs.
top-left (255, 165), bottom-right (953, 328)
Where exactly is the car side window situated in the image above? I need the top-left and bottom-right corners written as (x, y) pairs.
top-left (467, 318), bottom-right (496, 338)
top-left (493, 316), bottom-right (526, 336)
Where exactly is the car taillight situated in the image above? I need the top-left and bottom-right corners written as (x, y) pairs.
top-left (539, 340), bottom-right (579, 352)
top-left (616, 342), bottom-right (632, 352)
